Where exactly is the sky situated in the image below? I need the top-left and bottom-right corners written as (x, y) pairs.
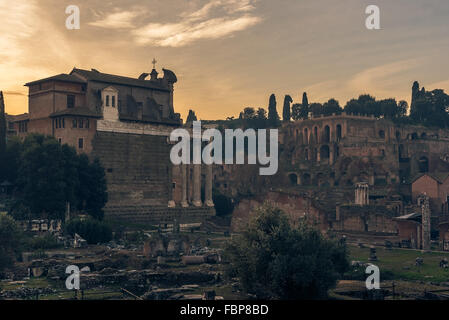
top-left (1, 0), bottom-right (449, 120)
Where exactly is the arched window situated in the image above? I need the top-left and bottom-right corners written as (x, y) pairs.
top-left (106, 95), bottom-right (110, 107)
top-left (324, 125), bottom-right (330, 143)
top-left (418, 157), bottom-right (429, 173)
top-left (288, 173), bottom-right (298, 186)
top-left (302, 173), bottom-right (311, 186)
top-left (320, 145), bottom-right (330, 159)
top-left (336, 124), bottom-right (342, 140)
top-left (304, 128), bottom-right (309, 144)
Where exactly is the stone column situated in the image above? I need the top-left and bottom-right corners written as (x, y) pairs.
top-left (181, 164), bottom-right (188, 207)
top-left (205, 164), bottom-right (214, 207)
top-left (419, 194), bottom-right (431, 251)
top-left (168, 165), bottom-right (176, 208)
top-left (193, 164), bottom-right (202, 207)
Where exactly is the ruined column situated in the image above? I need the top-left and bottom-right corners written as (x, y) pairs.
top-left (193, 164), bottom-right (202, 207)
top-left (181, 164), bottom-right (188, 207)
top-left (355, 182), bottom-right (369, 206)
top-left (205, 164), bottom-right (214, 207)
top-left (419, 194), bottom-right (431, 251)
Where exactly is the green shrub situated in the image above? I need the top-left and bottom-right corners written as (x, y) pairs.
top-left (27, 234), bottom-right (62, 250)
top-left (65, 218), bottom-right (112, 244)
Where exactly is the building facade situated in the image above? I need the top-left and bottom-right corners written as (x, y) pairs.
top-left (9, 67), bottom-right (215, 224)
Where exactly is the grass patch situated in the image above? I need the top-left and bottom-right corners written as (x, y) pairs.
top-left (348, 245), bottom-right (449, 283)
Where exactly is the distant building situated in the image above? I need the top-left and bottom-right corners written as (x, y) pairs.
top-left (10, 66), bottom-right (215, 224)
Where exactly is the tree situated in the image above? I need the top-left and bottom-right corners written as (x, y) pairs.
top-left (291, 103), bottom-right (308, 120)
top-left (268, 94), bottom-right (280, 127)
top-left (77, 155), bottom-right (108, 220)
top-left (0, 91), bottom-right (5, 156)
top-left (309, 103), bottom-right (323, 116)
top-left (0, 214), bottom-right (23, 273)
top-left (224, 203), bottom-right (350, 300)
top-left (13, 134), bottom-right (108, 220)
top-left (282, 95), bottom-right (293, 122)
top-left (302, 92), bottom-right (309, 108)
top-left (186, 110), bottom-right (197, 123)
top-left (322, 99), bottom-right (342, 116)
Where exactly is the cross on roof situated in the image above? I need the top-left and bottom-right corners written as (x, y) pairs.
top-left (152, 58), bottom-right (157, 70)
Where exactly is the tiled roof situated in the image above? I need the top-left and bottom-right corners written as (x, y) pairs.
top-left (25, 74), bottom-right (86, 86)
top-left (6, 113), bottom-right (29, 122)
top-left (50, 108), bottom-right (101, 118)
top-left (411, 172), bottom-right (449, 184)
top-left (71, 68), bottom-right (170, 92)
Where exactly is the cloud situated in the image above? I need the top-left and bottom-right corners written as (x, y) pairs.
top-left (89, 10), bottom-right (141, 29)
top-left (134, 15), bottom-right (261, 47)
top-left (348, 59), bottom-right (417, 96)
top-left (130, 0), bottom-right (261, 47)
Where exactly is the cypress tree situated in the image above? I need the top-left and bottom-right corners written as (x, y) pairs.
top-left (282, 95), bottom-right (293, 122)
top-left (0, 91), bottom-right (6, 155)
top-left (268, 94), bottom-right (280, 127)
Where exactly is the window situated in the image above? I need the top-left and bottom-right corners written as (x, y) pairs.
top-left (86, 119), bottom-right (89, 129)
top-left (106, 95), bottom-right (110, 107)
top-left (79, 119), bottom-right (84, 129)
top-left (67, 95), bottom-right (75, 108)
top-left (58, 138), bottom-right (62, 144)
top-left (78, 138), bottom-right (84, 149)
top-left (58, 118), bottom-right (62, 129)
top-left (62, 118), bottom-right (65, 128)
top-left (112, 96), bottom-right (116, 107)
top-left (73, 119), bottom-right (77, 128)
top-left (55, 119), bottom-right (58, 129)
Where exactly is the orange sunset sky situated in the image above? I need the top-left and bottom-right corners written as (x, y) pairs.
top-left (1, 0), bottom-right (449, 120)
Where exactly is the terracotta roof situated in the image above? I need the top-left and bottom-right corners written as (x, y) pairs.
top-left (25, 74), bottom-right (86, 86)
top-left (6, 113), bottom-right (29, 122)
top-left (50, 108), bottom-right (101, 118)
top-left (411, 172), bottom-right (449, 184)
top-left (71, 68), bottom-right (170, 92)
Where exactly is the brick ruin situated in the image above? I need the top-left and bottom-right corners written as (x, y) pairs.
top-left (216, 112), bottom-right (449, 249)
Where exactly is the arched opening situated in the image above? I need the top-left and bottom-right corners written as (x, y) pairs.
top-left (418, 156), bottom-right (429, 173)
top-left (336, 124), bottom-right (342, 140)
top-left (314, 127), bottom-right (318, 143)
top-left (304, 128), bottom-right (309, 144)
top-left (320, 145), bottom-right (330, 159)
top-left (323, 125), bottom-right (330, 143)
top-left (379, 130), bottom-right (385, 139)
top-left (288, 173), bottom-right (298, 186)
top-left (395, 131), bottom-right (401, 141)
top-left (421, 132), bottom-right (427, 139)
top-left (302, 173), bottom-right (311, 186)
top-left (411, 132), bottom-right (418, 140)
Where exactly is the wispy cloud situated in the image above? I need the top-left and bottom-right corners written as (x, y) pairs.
top-left (101, 0), bottom-right (263, 47)
top-left (133, 15), bottom-right (261, 47)
top-left (89, 10), bottom-right (141, 29)
top-left (348, 59), bottom-right (418, 96)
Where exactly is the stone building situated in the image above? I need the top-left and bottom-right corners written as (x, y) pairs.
top-left (8, 66), bottom-right (215, 224)
top-left (218, 112), bottom-right (449, 244)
